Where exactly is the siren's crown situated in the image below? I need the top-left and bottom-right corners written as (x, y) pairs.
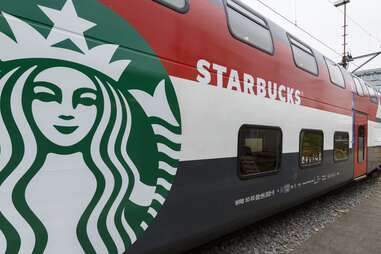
top-left (0, 0), bottom-right (130, 81)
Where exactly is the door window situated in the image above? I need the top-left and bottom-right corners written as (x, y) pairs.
top-left (358, 125), bottom-right (365, 163)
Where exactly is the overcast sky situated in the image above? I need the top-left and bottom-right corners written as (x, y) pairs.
top-left (242, 0), bottom-right (381, 72)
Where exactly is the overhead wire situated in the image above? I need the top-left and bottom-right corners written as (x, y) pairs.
top-left (255, 0), bottom-right (342, 57)
top-left (327, 0), bottom-right (381, 45)
top-left (325, 0), bottom-right (381, 71)
top-left (254, 0), bottom-right (361, 68)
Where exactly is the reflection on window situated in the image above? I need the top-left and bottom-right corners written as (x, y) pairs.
top-left (154, 0), bottom-right (188, 12)
top-left (227, 0), bottom-right (274, 54)
top-left (239, 126), bottom-right (281, 177)
top-left (325, 58), bottom-right (345, 88)
top-left (289, 36), bottom-right (318, 75)
top-left (300, 130), bottom-right (323, 167)
top-left (334, 132), bottom-right (349, 162)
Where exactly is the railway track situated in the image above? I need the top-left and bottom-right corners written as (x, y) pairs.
top-left (188, 171), bottom-right (381, 254)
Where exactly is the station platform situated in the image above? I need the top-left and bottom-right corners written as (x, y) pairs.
top-left (292, 182), bottom-right (381, 254)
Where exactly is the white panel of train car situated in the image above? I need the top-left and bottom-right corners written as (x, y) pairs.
top-left (172, 77), bottom-right (353, 161)
top-left (368, 120), bottom-right (381, 147)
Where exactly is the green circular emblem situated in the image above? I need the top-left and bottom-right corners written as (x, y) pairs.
top-left (0, 1), bottom-right (182, 253)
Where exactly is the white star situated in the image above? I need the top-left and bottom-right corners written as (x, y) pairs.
top-left (39, 0), bottom-right (96, 52)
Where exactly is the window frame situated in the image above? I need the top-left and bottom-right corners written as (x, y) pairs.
top-left (287, 34), bottom-right (319, 76)
top-left (237, 124), bottom-right (283, 180)
top-left (225, 0), bottom-right (275, 55)
top-left (324, 57), bottom-right (346, 89)
top-left (299, 129), bottom-right (324, 169)
top-left (333, 131), bottom-right (350, 163)
top-left (153, 0), bottom-right (190, 13)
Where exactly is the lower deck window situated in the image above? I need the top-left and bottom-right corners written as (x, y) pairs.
top-left (334, 132), bottom-right (349, 162)
top-left (300, 130), bottom-right (323, 167)
top-left (238, 126), bottom-right (282, 178)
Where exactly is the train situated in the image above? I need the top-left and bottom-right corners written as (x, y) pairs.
top-left (0, 0), bottom-right (380, 253)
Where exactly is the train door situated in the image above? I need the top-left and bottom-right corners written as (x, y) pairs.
top-left (354, 112), bottom-right (367, 178)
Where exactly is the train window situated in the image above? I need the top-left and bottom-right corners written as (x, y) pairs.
top-left (349, 79), bottom-right (357, 93)
top-left (226, 0), bottom-right (274, 54)
top-left (300, 130), bottom-right (323, 168)
top-left (238, 125), bottom-right (282, 178)
top-left (358, 126), bottom-right (365, 163)
top-left (288, 35), bottom-right (319, 76)
top-left (360, 79), bottom-right (369, 96)
top-left (325, 58), bottom-right (345, 88)
top-left (353, 77), bottom-right (364, 96)
top-left (367, 85), bottom-right (378, 103)
top-left (334, 132), bottom-right (349, 162)
top-left (153, 0), bottom-right (189, 13)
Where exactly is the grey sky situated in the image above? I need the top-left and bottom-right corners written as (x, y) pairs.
top-left (242, 0), bottom-right (381, 72)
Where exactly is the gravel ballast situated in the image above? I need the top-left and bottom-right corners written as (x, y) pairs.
top-left (189, 171), bottom-right (381, 254)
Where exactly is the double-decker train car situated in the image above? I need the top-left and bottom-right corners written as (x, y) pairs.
top-left (0, 0), bottom-right (381, 254)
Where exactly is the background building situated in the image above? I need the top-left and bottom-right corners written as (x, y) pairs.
top-left (356, 68), bottom-right (381, 92)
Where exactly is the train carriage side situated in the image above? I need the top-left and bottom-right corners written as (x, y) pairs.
top-left (1, 0), bottom-right (380, 254)
top-left (119, 0), bottom-right (370, 253)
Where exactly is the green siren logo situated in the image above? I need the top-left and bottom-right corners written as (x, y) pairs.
top-left (0, 0), bottom-right (182, 253)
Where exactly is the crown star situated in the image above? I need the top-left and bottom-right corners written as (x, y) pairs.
top-left (0, 0), bottom-right (130, 81)
top-left (39, 0), bottom-right (96, 52)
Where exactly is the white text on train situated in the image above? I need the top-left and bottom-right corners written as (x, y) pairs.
top-left (196, 59), bottom-right (302, 105)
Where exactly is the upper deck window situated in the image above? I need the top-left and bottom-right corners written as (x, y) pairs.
top-left (154, 0), bottom-right (189, 13)
top-left (367, 84), bottom-right (378, 103)
top-left (353, 77), bottom-right (364, 96)
top-left (325, 58), bottom-right (345, 88)
top-left (349, 79), bottom-right (357, 93)
top-left (288, 35), bottom-right (319, 76)
top-left (360, 79), bottom-right (369, 96)
top-left (226, 0), bottom-right (274, 54)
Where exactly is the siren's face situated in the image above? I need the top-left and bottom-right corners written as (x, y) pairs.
top-left (31, 67), bottom-right (98, 147)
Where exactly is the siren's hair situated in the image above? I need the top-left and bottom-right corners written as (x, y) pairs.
top-left (0, 63), bottom-right (139, 254)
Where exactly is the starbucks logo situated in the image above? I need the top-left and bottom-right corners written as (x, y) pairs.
top-left (0, 1), bottom-right (182, 253)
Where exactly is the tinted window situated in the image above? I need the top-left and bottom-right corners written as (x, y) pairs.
top-left (334, 132), bottom-right (349, 162)
top-left (289, 36), bottom-right (318, 75)
top-left (227, 0), bottom-right (274, 54)
top-left (154, 0), bottom-right (188, 12)
top-left (325, 58), bottom-right (345, 88)
top-left (300, 130), bottom-right (323, 167)
top-left (353, 77), bottom-right (364, 96)
top-left (239, 126), bottom-right (282, 177)
top-left (358, 126), bottom-right (365, 163)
